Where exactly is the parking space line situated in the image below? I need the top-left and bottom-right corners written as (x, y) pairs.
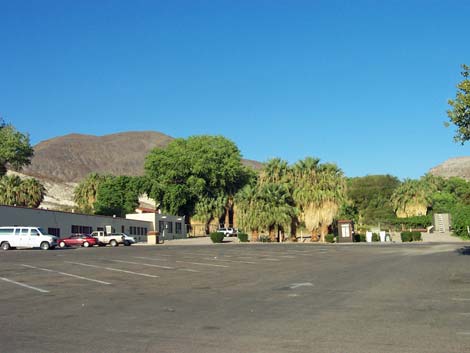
top-left (66, 261), bottom-right (159, 278)
top-left (21, 264), bottom-right (111, 285)
top-left (262, 258), bottom-right (281, 262)
top-left (176, 260), bottom-right (229, 268)
top-left (111, 259), bottom-right (175, 269)
top-left (133, 256), bottom-right (169, 262)
top-left (205, 258), bottom-right (257, 264)
top-left (0, 277), bottom-right (49, 293)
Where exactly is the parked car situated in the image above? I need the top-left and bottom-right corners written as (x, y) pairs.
top-left (58, 234), bottom-right (98, 248)
top-left (216, 227), bottom-right (238, 237)
top-left (109, 233), bottom-right (136, 246)
top-left (90, 231), bottom-right (125, 247)
top-left (0, 226), bottom-right (58, 250)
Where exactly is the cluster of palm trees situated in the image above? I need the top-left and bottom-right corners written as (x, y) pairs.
top-left (0, 175), bottom-right (46, 208)
top-left (73, 173), bottom-right (109, 213)
top-left (235, 157), bottom-right (346, 242)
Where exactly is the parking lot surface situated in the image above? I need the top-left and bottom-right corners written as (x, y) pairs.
top-left (1, 242), bottom-right (470, 353)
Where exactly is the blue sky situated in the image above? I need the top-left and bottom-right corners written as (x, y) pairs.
top-left (1, 0), bottom-right (470, 180)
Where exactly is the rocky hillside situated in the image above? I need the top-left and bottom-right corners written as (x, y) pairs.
top-left (429, 157), bottom-right (470, 180)
top-left (18, 131), bottom-right (263, 209)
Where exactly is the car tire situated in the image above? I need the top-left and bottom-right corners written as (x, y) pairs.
top-left (40, 242), bottom-right (50, 250)
top-left (83, 241), bottom-right (90, 248)
top-left (110, 239), bottom-right (118, 247)
top-left (59, 241), bottom-right (66, 248)
top-left (124, 241), bottom-right (131, 246)
top-left (1, 242), bottom-right (11, 251)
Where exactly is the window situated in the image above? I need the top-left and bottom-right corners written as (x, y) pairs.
top-left (175, 223), bottom-right (182, 234)
top-left (48, 228), bottom-right (60, 237)
top-left (30, 229), bottom-right (39, 236)
top-left (71, 225), bottom-right (93, 234)
top-left (121, 225), bottom-right (125, 233)
top-left (21, 228), bottom-right (29, 235)
top-left (0, 228), bottom-right (14, 235)
top-left (166, 222), bottom-right (173, 233)
top-left (97, 227), bottom-right (104, 232)
top-left (158, 221), bottom-right (165, 233)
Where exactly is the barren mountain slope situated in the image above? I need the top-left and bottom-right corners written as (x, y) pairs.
top-left (429, 156), bottom-right (470, 180)
top-left (22, 131), bottom-right (174, 182)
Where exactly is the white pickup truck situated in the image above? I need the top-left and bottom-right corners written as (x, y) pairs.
top-left (90, 231), bottom-right (125, 247)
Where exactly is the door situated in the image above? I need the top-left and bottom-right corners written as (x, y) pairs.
top-left (19, 228), bottom-right (31, 247)
top-left (28, 228), bottom-right (42, 247)
top-left (341, 224), bottom-right (350, 238)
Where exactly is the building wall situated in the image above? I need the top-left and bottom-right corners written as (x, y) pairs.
top-left (0, 205), bottom-right (153, 242)
top-left (155, 214), bottom-right (187, 240)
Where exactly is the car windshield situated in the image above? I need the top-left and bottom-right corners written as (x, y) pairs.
top-left (37, 228), bottom-right (47, 235)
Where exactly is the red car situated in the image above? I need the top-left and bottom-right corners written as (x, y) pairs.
top-left (58, 234), bottom-right (97, 248)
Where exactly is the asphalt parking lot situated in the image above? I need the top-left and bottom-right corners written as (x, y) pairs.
top-left (1, 242), bottom-right (470, 353)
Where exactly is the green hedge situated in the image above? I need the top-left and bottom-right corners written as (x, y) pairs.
top-left (259, 235), bottom-right (271, 243)
top-left (372, 233), bottom-right (379, 242)
top-left (210, 232), bottom-right (225, 243)
top-left (353, 234), bottom-right (366, 242)
top-left (325, 234), bottom-right (335, 243)
top-left (400, 231), bottom-right (422, 242)
top-left (238, 232), bottom-right (249, 242)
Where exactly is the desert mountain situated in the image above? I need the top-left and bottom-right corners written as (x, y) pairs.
top-left (429, 157), bottom-right (470, 180)
top-left (19, 131), bottom-right (263, 209)
top-left (23, 131), bottom-right (262, 183)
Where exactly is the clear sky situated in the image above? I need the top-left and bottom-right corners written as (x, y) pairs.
top-left (1, 0), bottom-right (470, 180)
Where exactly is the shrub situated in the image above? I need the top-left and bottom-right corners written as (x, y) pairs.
top-left (238, 232), bottom-right (249, 242)
top-left (354, 233), bottom-right (366, 242)
top-left (325, 234), bottom-right (335, 243)
top-left (400, 231), bottom-right (413, 242)
top-left (411, 231), bottom-right (422, 241)
top-left (210, 232), bottom-right (225, 243)
top-left (372, 233), bottom-right (379, 242)
top-left (259, 235), bottom-right (271, 243)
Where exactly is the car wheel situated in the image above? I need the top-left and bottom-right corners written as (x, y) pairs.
top-left (110, 239), bottom-right (118, 247)
top-left (40, 242), bottom-right (50, 250)
top-left (1, 242), bottom-right (11, 251)
top-left (59, 241), bottom-right (66, 248)
top-left (83, 241), bottom-right (90, 248)
top-left (124, 241), bottom-right (131, 246)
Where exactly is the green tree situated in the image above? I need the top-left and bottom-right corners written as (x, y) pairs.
top-left (73, 173), bottom-right (109, 214)
top-left (0, 175), bottom-right (45, 207)
top-left (346, 175), bottom-right (400, 224)
top-left (0, 120), bottom-right (34, 176)
top-left (94, 176), bottom-right (141, 217)
top-left (292, 158), bottom-right (346, 242)
top-left (193, 194), bottom-right (227, 234)
top-left (391, 178), bottom-right (435, 218)
top-left (234, 184), bottom-right (263, 241)
top-left (446, 64), bottom-right (470, 144)
top-left (144, 136), bottom-right (250, 219)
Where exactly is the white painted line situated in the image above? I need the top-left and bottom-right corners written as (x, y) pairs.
top-left (452, 298), bottom-right (470, 301)
top-left (21, 264), bottom-right (111, 285)
top-left (133, 256), bottom-right (169, 262)
top-left (111, 259), bottom-right (174, 269)
top-left (66, 261), bottom-right (159, 278)
top-left (131, 257), bottom-right (200, 272)
top-left (280, 255), bottom-right (297, 259)
top-left (289, 282), bottom-right (314, 289)
top-left (456, 332), bottom-right (470, 336)
top-left (205, 258), bottom-right (257, 264)
top-left (0, 277), bottom-right (49, 293)
top-left (262, 258), bottom-right (280, 262)
top-left (176, 260), bottom-right (229, 268)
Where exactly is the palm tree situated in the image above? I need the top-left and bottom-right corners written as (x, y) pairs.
top-left (18, 178), bottom-right (46, 207)
top-left (234, 184), bottom-right (263, 241)
top-left (73, 173), bottom-right (108, 213)
top-left (259, 158), bottom-right (290, 185)
top-left (391, 179), bottom-right (434, 218)
top-left (257, 183), bottom-right (297, 242)
top-left (193, 194), bottom-right (227, 234)
top-left (0, 175), bottom-right (22, 205)
top-left (292, 158), bottom-right (346, 242)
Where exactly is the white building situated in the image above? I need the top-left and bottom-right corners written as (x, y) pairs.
top-left (0, 205), bottom-right (187, 242)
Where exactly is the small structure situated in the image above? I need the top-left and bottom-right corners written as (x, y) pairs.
top-left (337, 220), bottom-right (354, 243)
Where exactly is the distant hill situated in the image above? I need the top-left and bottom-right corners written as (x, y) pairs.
top-left (18, 131), bottom-right (263, 209)
top-left (429, 157), bottom-right (470, 180)
top-left (23, 131), bottom-right (263, 183)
